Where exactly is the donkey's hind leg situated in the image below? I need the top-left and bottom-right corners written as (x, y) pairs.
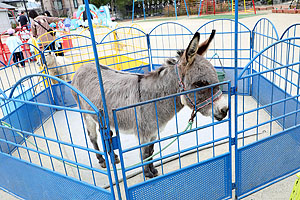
top-left (142, 137), bottom-right (158, 178)
top-left (109, 130), bottom-right (120, 164)
top-left (84, 115), bottom-right (106, 168)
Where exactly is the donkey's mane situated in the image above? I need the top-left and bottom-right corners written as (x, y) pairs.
top-left (145, 49), bottom-right (184, 78)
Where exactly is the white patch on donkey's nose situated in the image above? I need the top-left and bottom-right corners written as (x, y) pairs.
top-left (180, 95), bottom-right (188, 106)
top-left (214, 95), bottom-right (229, 120)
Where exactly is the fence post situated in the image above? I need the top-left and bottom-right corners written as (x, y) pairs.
top-left (146, 34), bottom-right (153, 71)
top-left (234, 0), bottom-right (239, 197)
top-left (83, 0), bottom-right (121, 199)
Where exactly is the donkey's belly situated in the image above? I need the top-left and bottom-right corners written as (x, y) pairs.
top-left (115, 127), bottom-right (136, 135)
top-left (113, 123), bottom-right (167, 142)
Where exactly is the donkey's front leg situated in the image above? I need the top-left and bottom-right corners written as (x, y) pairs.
top-left (142, 143), bottom-right (158, 178)
top-left (85, 115), bottom-right (120, 168)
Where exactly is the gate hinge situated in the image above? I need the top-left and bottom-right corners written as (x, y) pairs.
top-left (232, 183), bottom-right (236, 190)
top-left (231, 137), bottom-right (236, 145)
top-left (230, 86), bottom-right (237, 95)
top-left (111, 136), bottom-right (120, 150)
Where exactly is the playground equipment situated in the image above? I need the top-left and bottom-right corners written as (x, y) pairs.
top-left (198, 0), bottom-right (256, 16)
top-left (132, 0), bottom-right (190, 21)
top-left (132, 0), bottom-right (256, 21)
top-left (1, 7), bottom-right (300, 198)
top-left (76, 4), bottom-right (100, 20)
top-left (75, 4), bottom-right (117, 28)
top-left (98, 6), bottom-right (118, 28)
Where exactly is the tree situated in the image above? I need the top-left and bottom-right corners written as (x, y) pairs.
top-left (114, 0), bottom-right (132, 18)
top-left (90, 0), bottom-right (110, 7)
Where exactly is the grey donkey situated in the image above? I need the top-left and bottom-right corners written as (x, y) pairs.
top-left (71, 30), bottom-right (228, 178)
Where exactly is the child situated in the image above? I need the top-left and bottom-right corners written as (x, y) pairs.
top-left (27, 37), bottom-right (36, 61)
top-left (19, 27), bottom-right (30, 41)
top-left (6, 28), bottom-right (25, 67)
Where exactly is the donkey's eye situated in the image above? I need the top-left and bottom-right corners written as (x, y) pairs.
top-left (193, 80), bottom-right (209, 88)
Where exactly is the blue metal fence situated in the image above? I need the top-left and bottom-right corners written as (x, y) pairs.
top-left (281, 24), bottom-right (300, 40)
top-left (0, 74), bottom-right (116, 199)
top-left (197, 19), bottom-right (252, 94)
top-left (113, 82), bottom-right (232, 200)
top-left (149, 22), bottom-right (193, 70)
top-left (0, 18), bottom-right (300, 200)
top-left (252, 18), bottom-right (279, 58)
top-left (236, 37), bottom-right (300, 198)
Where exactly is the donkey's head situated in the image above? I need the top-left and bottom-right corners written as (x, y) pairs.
top-left (177, 30), bottom-right (228, 121)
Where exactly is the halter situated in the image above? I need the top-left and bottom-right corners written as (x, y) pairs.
top-left (175, 64), bottom-right (223, 121)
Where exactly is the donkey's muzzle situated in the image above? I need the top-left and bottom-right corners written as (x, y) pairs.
top-left (215, 106), bottom-right (229, 121)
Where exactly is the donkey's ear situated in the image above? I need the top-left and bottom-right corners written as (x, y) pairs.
top-left (185, 32), bottom-right (200, 63)
top-left (197, 29), bottom-right (216, 56)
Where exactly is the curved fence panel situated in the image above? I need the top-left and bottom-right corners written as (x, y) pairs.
top-left (98, 27), bottom-right (150, 73)
top-left (236, 38), bottom-right (300, 198)
top-left (281, 24), bottom-right (300, 40)
top-left (252, 18), bottom-right (279, 58)
top-left (0, 44), bottom-right (43, 119)
top-left (149, 22), bottom-right (193, 70)
top-left (197, 19), bottom-right (251, 93)
top-left (0, 74), bottom-right (115, 199)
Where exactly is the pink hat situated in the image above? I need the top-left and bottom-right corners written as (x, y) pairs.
top-left (7, 28), bottom-right (15, 35)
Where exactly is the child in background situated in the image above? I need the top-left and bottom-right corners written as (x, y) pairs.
top-left (27, 37), bottom-right (36, 61)
top-left (6, 28), bottom-right (25, 67)
top-left (19, 27), bottom-right (31, 41)
top-left (49, 22), bottom-right (64, 56)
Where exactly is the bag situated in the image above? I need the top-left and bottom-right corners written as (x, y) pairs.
top-left (34, 19), bottom-right (55, 37)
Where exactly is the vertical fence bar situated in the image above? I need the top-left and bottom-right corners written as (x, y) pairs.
top-left (198, 0), bottom-right (203, 16)
top-left (174, 0), bottom-right (178, 20)
top-left (183, 0), bottom-right (189, 17)
top-left (113, 110), bottom-right (130, 199)
top-left (234, 0), bottom-right (239, 198)
top-left (132, 0), bottom-right (135, 22)
top-left (146, 34), bottom-right (153, 71)
top-left (83, 0), bottom-right (119, 199)
top-left (143, 0), bottom-right (146, 20)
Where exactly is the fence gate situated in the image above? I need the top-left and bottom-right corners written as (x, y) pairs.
top-left (235, 38), bottom-right (300, 199)
top-left (111, 82), bottom-right (233, 199)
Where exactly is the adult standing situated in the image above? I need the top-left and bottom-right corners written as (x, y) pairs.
top-left (18, 11), bottom-right (28, 28)
top-left (82, 9), bottom-right (93, 28)
top-left (28, 10), bottom-right (63, 52)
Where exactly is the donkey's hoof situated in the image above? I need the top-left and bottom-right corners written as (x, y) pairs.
top-left (144, 171), bottom-right (155, 178)
top-left (144, 168), bottom-right (158, 178)
top-left (150, 167), bottom-right (158, 177)
top-left (100, 161), bottom-right (106, 168)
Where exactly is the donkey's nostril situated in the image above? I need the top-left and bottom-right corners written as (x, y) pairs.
top-left (221, 107), bottom-right (229, 115)
top-left (215, 107), bottom-right (229, 121)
